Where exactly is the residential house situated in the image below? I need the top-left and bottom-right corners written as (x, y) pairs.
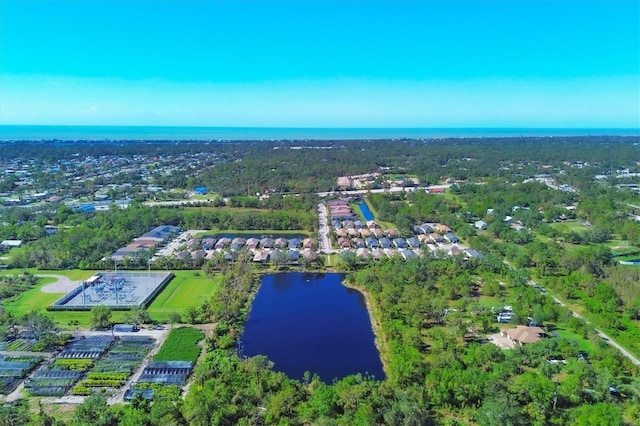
top-left (260, 237), bottom-right (274, 248)
top-left (371, 248), bottom-right (384, 261)
top-left (429, 233), bottom-right (444, 244)
top-left (202, 238), bottom-right (217, 250)
top-left (385, 228), bottom-right (399, 238)
top-left (1, 240), bottom-right (23, 250)
top-left (379, 237), bottom-right (392, 249)
top-left (253, 250), bottom-right (270, 263)
top-left (246, 238), bottom-right (260, 250)
top-left (338, 237), bottom-right (351, 249)
top-left (335, 228), bottom-right (348, 238)
top-left (419, 223), bottom-right (435, 233)
top-left (449, 246), bottom-right (464, 256)
top-left (288, 238), bottom-right (301, 249)
top-left (274, 238), bottom-right (288, 249)
top-left (356, 248), bottom-right (370, 258)
top-left (352, 238), bottom-right (365, 249)
top-left (406, 237), bottom-right (421, 249)
top-left (435, 224), bottom-right (451, 234)
top-left (214, 238), bottom-right (231, 250)
top-left (464, 249), bottom-right (485, 259)
top-left (501, 325), bottom-right (546, 346)
top-left (401, 249), bottom-right (418, 260)
top-left (347, 228), bottom-right (359, 237)
top-left (174, 250), bottom-right (191, 262)
top-left (287, 250), bottom-right (300, 263)
top-left (302, 249), bottom-right (318, 261)
top-left (365, 237), bottom-right (379, 249)
top-left (302, 238), bottom-right (314, 249)
top-left (231, 238), bottom-right (246, 250)
top-left (359, 228), bottom-right (373, 237)
top-left (444, 233), bottom-right (459, 244)
top-left (393, 238), bottom-right (407, 249)
top-left (417, 234), bottom-right (431, 244)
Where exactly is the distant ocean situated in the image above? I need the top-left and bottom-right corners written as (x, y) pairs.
top-left (0, 125), bottom-right (638, 141)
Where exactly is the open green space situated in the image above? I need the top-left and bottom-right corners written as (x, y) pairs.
top-left (147, 271), bottom-right (221, 321)
top-left (389, 173), bottom-right (419, 180)
top-left (552, 328), bottom-right (597, 353)
top-left (0, 269), bottom-right (97, 281)
top-left (549, 220), bottom-right (590, 233)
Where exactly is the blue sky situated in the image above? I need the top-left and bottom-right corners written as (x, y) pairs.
top-left (1, 0), bottom-right (638, 127)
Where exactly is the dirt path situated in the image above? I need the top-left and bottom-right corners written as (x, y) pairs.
top-left (107, 327), bottom-right (170, 405)
top-left (180, 324), bottom-right (212, 397)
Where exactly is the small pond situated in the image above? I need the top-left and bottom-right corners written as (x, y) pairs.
top-left (359, 201), bottom-right (375, 221)
top-left (239, 272), bottom-right (385, 383)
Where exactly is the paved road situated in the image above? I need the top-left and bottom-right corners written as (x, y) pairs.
top-left (317, 203), bottom-right (335, 254)
top-left (529, 281), bottom-right (640, 366)
top-left (37, 274), bottom-right (79, 293)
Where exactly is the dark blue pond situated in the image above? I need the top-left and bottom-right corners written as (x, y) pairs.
top-left (239, 272), bottom-right (385, 383)
top-left (359, 201), bottom-right (375, 221)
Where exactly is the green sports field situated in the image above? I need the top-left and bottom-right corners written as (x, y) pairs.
top-left (147, 271), bottom-right (222, 321)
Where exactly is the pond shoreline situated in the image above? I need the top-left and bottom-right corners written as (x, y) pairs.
top-left (341, 278), bottom-right (390, 379)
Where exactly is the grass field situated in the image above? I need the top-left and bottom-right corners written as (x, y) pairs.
top-left (549, 221), bottom-right (589, 233)
top-left (552, 328), bottom-right (597, 353)
top-left (0, 268), bottom-right (97, 281)
top-left (147, 271), bottom-right (222, 321)
top-left (1, 277), bottom-right (116, 328)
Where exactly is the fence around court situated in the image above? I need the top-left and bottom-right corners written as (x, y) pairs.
top-left (48, 272), bottom-right (175, 311)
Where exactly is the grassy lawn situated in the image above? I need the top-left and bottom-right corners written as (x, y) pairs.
top-left (147, 271), bottom-right (222, 321)
top-left (1, 276), bottom-right (128, 328)
top-left (549, 221), bottom-right (589, 233)
top-left (324, 254), bottom-right (341, 268)
top-left (0, 268), bottom-right (96, 281)
top-left (190, 192), bottom-right (220, 201)
top-left (552, 327), bottom-right (597, 353)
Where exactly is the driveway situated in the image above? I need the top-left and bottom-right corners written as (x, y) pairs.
top-left (38, 274), bottom-right (79, 293)
top-left (317, 203), bottom-right (333, 253)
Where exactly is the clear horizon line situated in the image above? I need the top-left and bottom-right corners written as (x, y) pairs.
top-left (2, 124), bottom-right (639, 130)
